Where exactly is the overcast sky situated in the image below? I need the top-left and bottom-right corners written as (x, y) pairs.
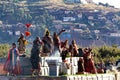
top-left (92, 0), bottom-right (120, 8)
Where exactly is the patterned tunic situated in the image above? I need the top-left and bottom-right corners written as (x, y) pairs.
top-left (3, 48), bottom-right (21, 74)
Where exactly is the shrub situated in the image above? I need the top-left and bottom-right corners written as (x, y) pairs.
top-left (0, 44), bottom-right (10, 58)
top-left (93, 45), bottom-right (120, 64)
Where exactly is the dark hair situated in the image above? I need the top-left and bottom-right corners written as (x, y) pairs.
top-left (12, 43), bottom-right (16, 46)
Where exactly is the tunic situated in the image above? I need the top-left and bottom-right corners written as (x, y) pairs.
top-left (3, 48), bottom-right (21, 74)
top-left (30, 40), bottom-right (42, 69)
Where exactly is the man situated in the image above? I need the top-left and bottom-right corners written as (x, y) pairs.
top-left (3, 43), bottom-right (21, 76)
top-left (52, 29), bottom-right (65, 56)
top-left (42, 30), bottom-right (53, 56)
top-left (17, 33), bottom-right (27, 56)
top-left (30, 36), bottom-right (43, 76)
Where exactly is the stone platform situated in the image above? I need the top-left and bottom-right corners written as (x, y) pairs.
top-left (0, 57), bottom-right (118, 80)
top-left (0, 57), bottom-right (79, 75)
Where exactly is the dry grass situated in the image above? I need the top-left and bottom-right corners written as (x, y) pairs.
top-left (81, 3), bottom-right (120, 12)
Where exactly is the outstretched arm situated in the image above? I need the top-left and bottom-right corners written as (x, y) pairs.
top-left (57, 29), bottom-right (66, 36)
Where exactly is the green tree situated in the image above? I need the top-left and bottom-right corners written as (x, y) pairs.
top-left (93, 45), bottom-right (120, 63)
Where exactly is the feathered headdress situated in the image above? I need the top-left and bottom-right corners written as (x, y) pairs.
top-left (45, 28), bottom-right (50, 36)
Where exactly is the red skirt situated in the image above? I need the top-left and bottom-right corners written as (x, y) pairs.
top-left (3, 58), bottom-right (21, 75)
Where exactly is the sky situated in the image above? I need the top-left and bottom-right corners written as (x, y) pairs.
top-left (92, 0), bottom-right (120, 8)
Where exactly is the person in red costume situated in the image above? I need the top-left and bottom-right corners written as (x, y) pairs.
top-left (3, 43), bottom-right (21, 76)
top-left (83, 48), bottom-right (97, 74)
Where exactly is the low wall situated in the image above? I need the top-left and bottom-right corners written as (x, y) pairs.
top-left (67, 74), bottom-right (116, 80)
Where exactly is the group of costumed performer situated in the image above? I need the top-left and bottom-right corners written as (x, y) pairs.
top-left (3, 23), bottom-right (31, 76)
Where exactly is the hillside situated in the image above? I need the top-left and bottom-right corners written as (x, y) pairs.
top-left (0, 0), bottom-right (120, 12)
top-left (19, 0), bottom-right (120, 11)
top-left (1, 0), bottom-right (120, 46)
top-left (0, 0), bottom-right (120, 24)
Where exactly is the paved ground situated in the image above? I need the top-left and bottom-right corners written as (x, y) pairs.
top-left (0, 76), bottom-right (67, 80)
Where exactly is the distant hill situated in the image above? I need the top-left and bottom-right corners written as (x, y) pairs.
top-left (1, 0), bottom-right (120, 46)
top-left (0, 0), bottom-right (120, 27)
